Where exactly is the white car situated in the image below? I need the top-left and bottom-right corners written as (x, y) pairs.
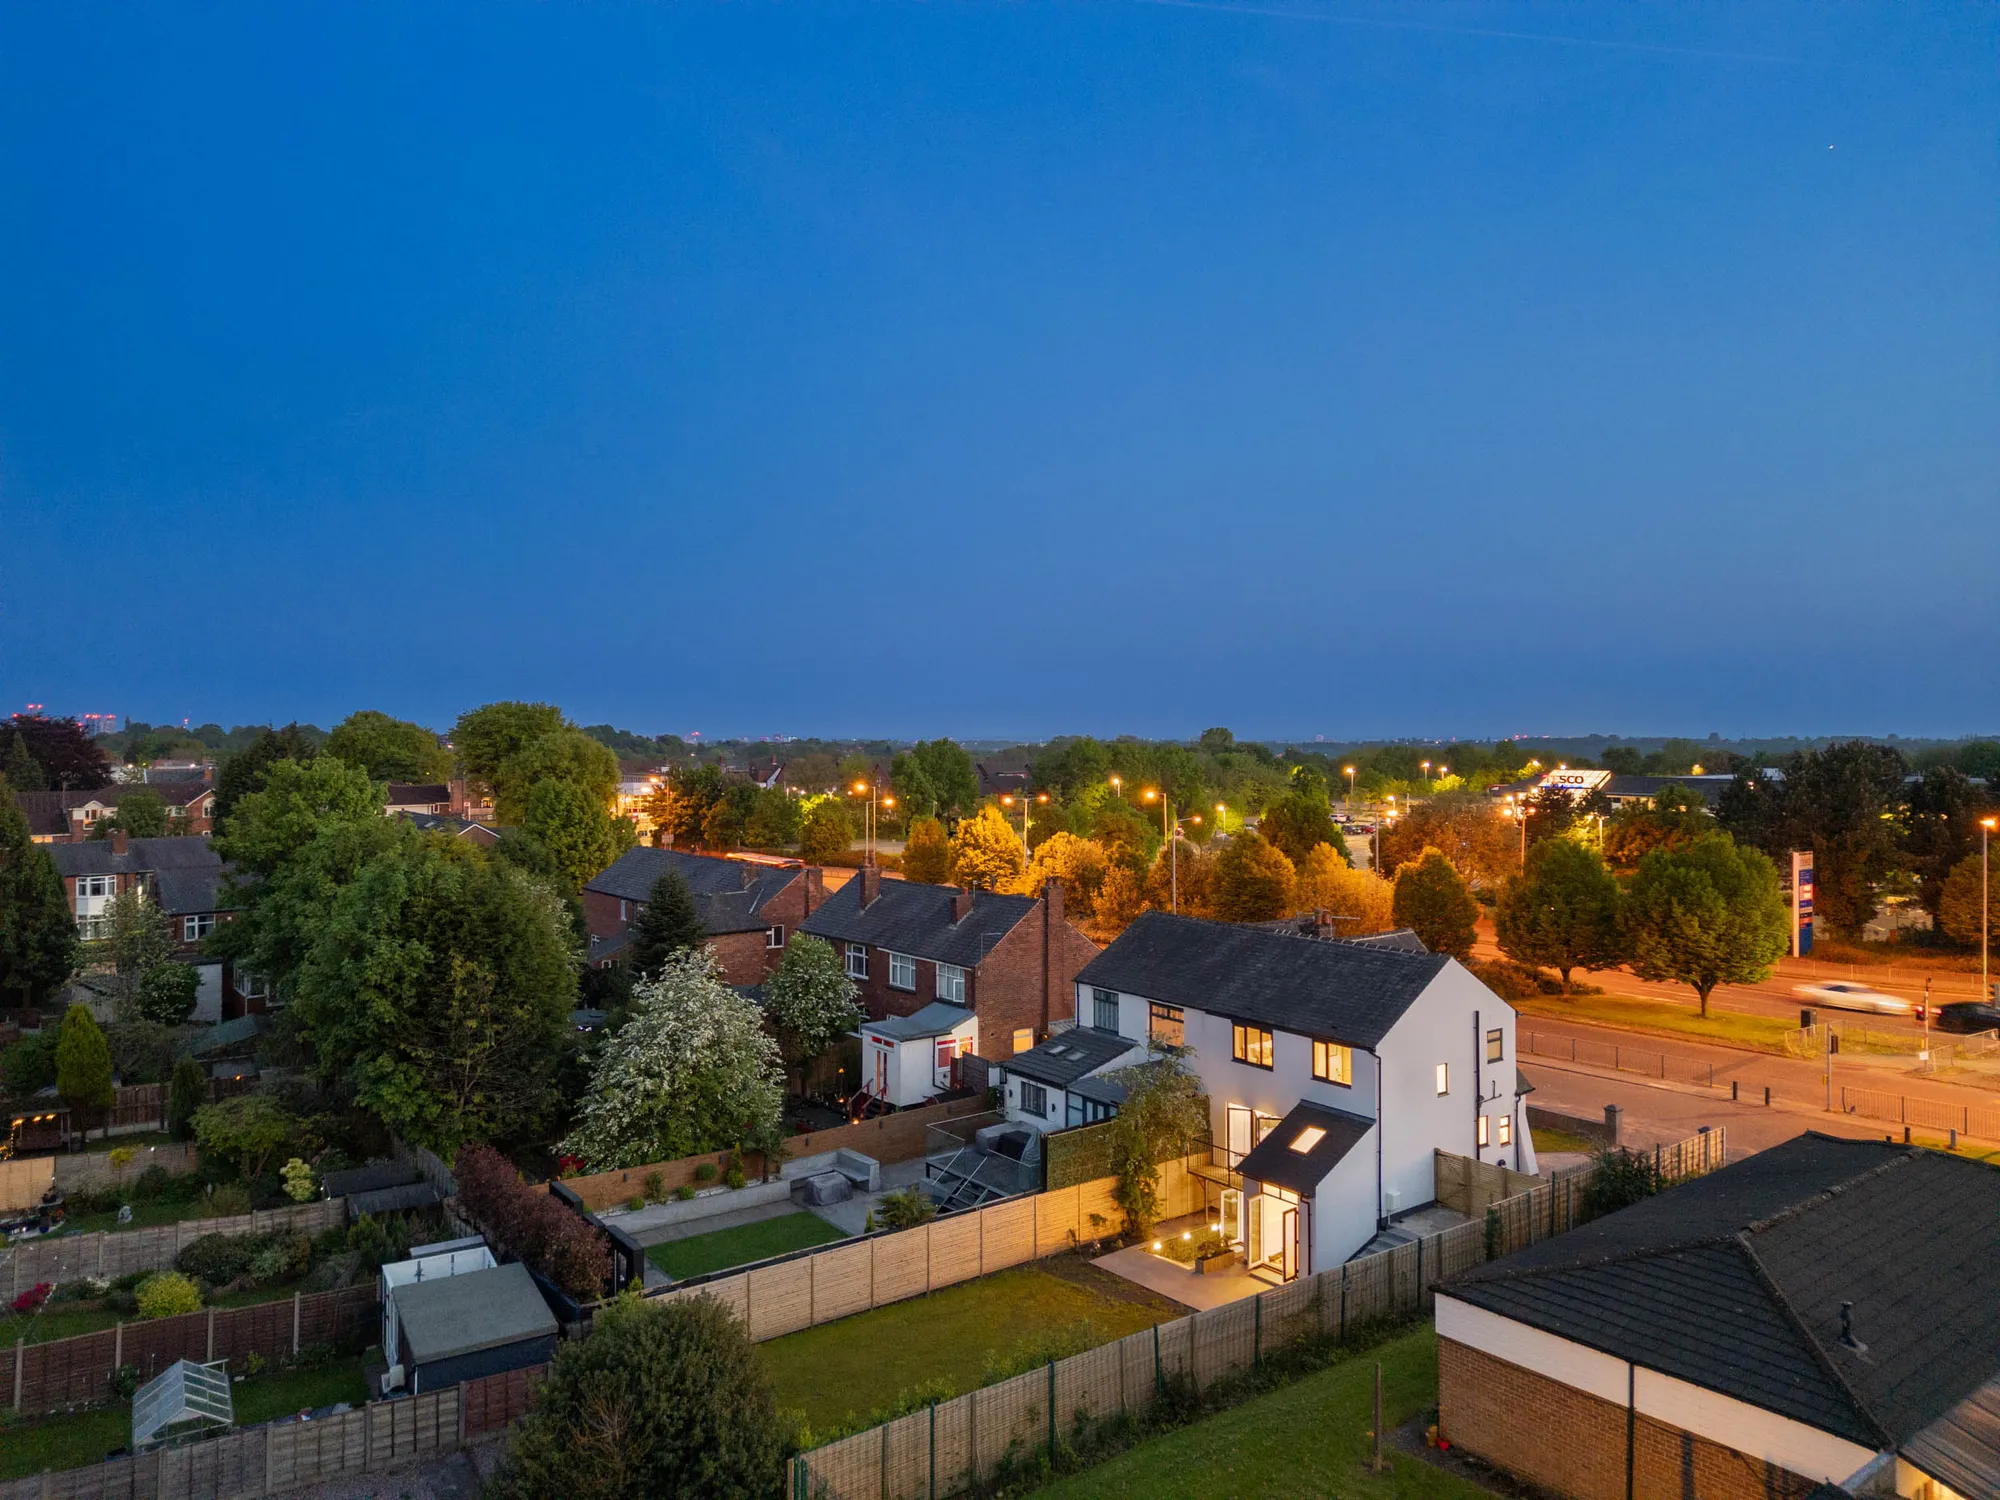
top-left (1792, 981), bottom-right (1913, 1016)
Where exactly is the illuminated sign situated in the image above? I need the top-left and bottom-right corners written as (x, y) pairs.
top-left (1790, 850), bottom-right (1815, 957)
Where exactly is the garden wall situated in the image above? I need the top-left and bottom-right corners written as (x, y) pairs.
top-left (7, 1281), bottom-right (379, 1417)
top-left (3, 1197), bottom-right (347, 1298)
top-left (0, 1360), bottom-right (544, 1500)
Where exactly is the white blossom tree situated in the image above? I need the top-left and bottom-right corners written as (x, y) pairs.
top-left (760, 934), bottom-right (863, 1090)
top-left (561, 950), bottom-right (784, 1170)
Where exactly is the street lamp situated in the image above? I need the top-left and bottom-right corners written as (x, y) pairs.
top-left (1000, 791), bottom-right (1049, 864)
top-left (1143, 787), bottom-right (1197, 914)
top-left (1421, 760), bottom-right (1432, 785)
top-left (1343, 765), bottom-right (1356, 805)
top-left (851, 780), bottom-right (894, 867)
top-left (1109, 775), bottom-right (1123, 798)
top-left (1984, 817), bottom-right (1998, 998)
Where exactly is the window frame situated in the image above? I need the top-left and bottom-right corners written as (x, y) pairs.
top-left (1231, 1023), bottom-right (1274, 1070)
top-left (887, 951), bottom-right (917, 992)
top-left (1147, 1002), bottom-right (1184, 1047)
top-left (1012, 1027), bottom-right (1035, 1055)
top-left (844, 943), bottom-right (869, 980)
top-left (1020, 1080), bottom-right (1048, 1116)
top-left (1436, 1063), bottom-right (1450, 1096)
top-left (1092, 988), bottom-right (1119, 1033)
top-left (936, 963), bottom-right (967, 1004)
top-left (1311, 1039), bottom-right (1352, 1086)
top-left (766, 925), bottom-right (785, 951)
top-left (1477, 1115), bottom-right (1490, 1148)
top-left (1486, 1028), bottom-right (1504, 1063)
top-left (1497, 1114), bottom-right (1512, 1146)
top-left (183, 914), bottom-right (216, 943)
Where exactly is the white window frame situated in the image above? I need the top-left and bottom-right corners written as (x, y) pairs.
top-left (1092, 988), bottom-right (1119, 1033)
top-left (183, 914), bottom-right (216, 943)
top-left (1486, 1028), bottom-right (1504, 1063)
top-left (1498, 1114), bottom-right (1512, 1146)
top-left (766, 925), bottom-right (785, 950)
top-left (888, 952), bottom-right (917, 992)
top-left (1436, 1063), bottom-right (1451, 1096)
top-left (1020, 1080), bottom-right (1048, 1117)
top-left (844, 943), bottom-right (869, 980)
top-left (1477, 1115), bottom-right (1490, 1147)
top-left (936, 963), bottom-right (966, 1004)
top-left (1312, 1040), bottom-right (1352, 1086)
top-left (1012, 1027), bottom-right (1035, 1054)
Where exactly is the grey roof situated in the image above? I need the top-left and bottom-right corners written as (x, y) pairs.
top-left (585, 847), bottom-right (800, 935)
top-left (1447, 1134), bottom-right (2000, 1451)
top-left (1234, 1099), bottom-right (1373, 1196)
top-left (1602, 773), bottom-right (1732, 806)
top-left (1001, 1026), bottom-right (1139, 1089)
top-left (864, 1001), bottom-right (975, 1042)
top-left (49, 835), bottom-right (222, 879)
top-left (402, 811), bottom-right (497, 842)
top-left (131, 1358), bottom-right (232, 1448)
top-left (1341, 928), bottom-right (1430, 953)
top-left (385, 782), bottom-right (452, 806)
top-left (1905, 1375), bottom-right (2000, 1500)
top-left (392, 1261), bottom-right (556, 1364)
top-left (1076, 911), bottom-right (1449, 1050)
top-left (155, 866), bottom-right (232, 916)
top-left (1068, 1073), bottom-right (1129, 1108)
top-left (801, 879), bottom-right (1040, 968)
top-left (323, 1160), bottom-right (423, 1198)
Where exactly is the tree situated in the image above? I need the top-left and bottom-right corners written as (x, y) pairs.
top-left (493, 728), bottom-right (619, 827)
top-left (761, 935), bottom-right (862, 1087)
top-left (1495, 840), bottom-right (1622, 992)
top-left (1095, 865), bottom-right (1147, 937)
top-left (561, 952), bottom-right (784, 1169)
top-left (1142, 838), bottom-right (1216, 918)
top-left (889, 739), bottom-right (980, 821)
top-left (1521, 785), bottom-right (1580, 849)
top-left (217, 754), bottom-right (386, 881)
top-left (948, 805), bottom-right (1024, 891)
top-left (628, 871), bottom-right (707, 976)
top-left (651, 764), bottom-right (728, 848)
top-left (1938, 853), bottom-right (2000, 950)
top-left (135, 962), bottom-right (200, 1025)
top-left (1392, 848), bottom-right (1479, 960)
top-left (1377, 792), bottom-right (1519, 889)
top-left (1602, 785), bottom-right (1709, 870)
top-left (1104, 1054), bottom-right (1208, 1239)
top-left (902, 817), bottom-right (951, 885)
top-left (192, 1095), bottom-right (294, 1179)
top-left (55, 1004), bottom-right (114, 1139)
top-left (525, 777), bottom-right (635, 892)
top-left (102, 890), bottom-right (176, 978)
top-left (1622, 834), bottom-right (1788, 1016)
top-left (2, 733), bottom-right (47, 790)
top-left (1210, 832), bottom-right (1296, 922)
top-left (740, 787), bottom-right (799, 849)
top-left (452, 701), bottom-right (567, 799)
top-left (1018, 832), bottom-right (1110, 917)
top-left (1257, 771), bottom-right (1350, 868)
top-left (1721, 742), bottom-right (1907, 937)
top-left (0, 778), bottom-right (80, 1009)
top-left (325, 710), bottom-right (454, 783)
top-left (212, 724), bottom-right (320, 825)
top-left (0, 716), bottom-right (109, 790)
top-left (167, 1053), bottom-right (208, 1141)
top-left (1295, 848), bottom-right (1394, 935)
top-left (93, 786), bottom-right (167, 838)
top-left (489, 1291), bottom-right (787, 1500)
top-left (1902, 768), bottom-right (1995, 925)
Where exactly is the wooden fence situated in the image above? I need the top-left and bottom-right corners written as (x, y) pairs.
top-left (1433, 1150), bottom-right (1536, 1218)
top-left (8, 1282), bottom-right (377, 1417)
top-left (787, 1130), bottom-right (1729, 1500)
top-left (561, 1095), bottom-right (993, 1212)
top-left (3, 1198), bottom-right (347, 1298)
top-left (0, 1361), bottom-right (544, 1500)
top-left (1, 1144), bottom-right (203, 1210)
top-left (646, 1159), bottom-right (1206, 1345)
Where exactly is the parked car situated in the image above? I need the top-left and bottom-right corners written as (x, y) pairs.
top-left (1933, 1002), bottom-right (2000, 1035)
top-left (1792, 981), bottom-right (1913, 1016)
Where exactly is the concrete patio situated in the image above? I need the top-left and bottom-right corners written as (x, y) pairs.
top-left (1091, 1211), bottom-right (1274, 1311)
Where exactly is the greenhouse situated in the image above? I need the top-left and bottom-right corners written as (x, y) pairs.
top-left (132, 1359), bottom-right (234, 1451)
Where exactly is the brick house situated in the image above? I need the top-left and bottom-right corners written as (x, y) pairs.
top-left (583, 847), bottom-right (825, 988)
top-left (15, 780), bottom-right (217, 844)
top-left (1437, 1133), bottom-right (2000, 1500)
top-left (800, 867), bottom-right (1099, 1064)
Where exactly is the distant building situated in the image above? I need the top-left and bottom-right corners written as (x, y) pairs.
top-left (583, 846), bottom-right (825, 987)
top-left (1489, 767), bottom-right (1737, 811)
top-left (15, 781), bottom-right (217, 844)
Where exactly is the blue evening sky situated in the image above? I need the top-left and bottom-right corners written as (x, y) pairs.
top-left (2, 3), bottom-right (1994, 742)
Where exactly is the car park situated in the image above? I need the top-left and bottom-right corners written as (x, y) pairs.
top-left (1792, 981), bottom-right (1913, 1016)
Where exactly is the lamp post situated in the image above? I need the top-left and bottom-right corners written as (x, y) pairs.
top-left (1421, 760), bottom-right (1432, 786)
top-left (1343, 765), bottom-right (1356, 806)
top-left (1984, 817), bottom-right (1997, 998)
top-left (1142, 788), bottom-right (1204, 914)
top-left (851, 780), bottom-right (895, 867)
top-left (1000, 791), bottom-right (1048, 865)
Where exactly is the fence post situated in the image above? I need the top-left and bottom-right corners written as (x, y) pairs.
top-left (1047, 1357), bottom-right (1057, 1467)
top-left (293, 1291), bottom-right (302, 1356)
top-left (12, 1335), bottom-right (20, 1413)
top-left (1339, 1263), bottom-right (1348, 1340)
top-left (879, 1421), bottom-right (888, 1500)
top-left (207, 1306), bottom-right (216, 1361)
top-left (1253, 1293), bottom-right (1262, 1370)
top-left (1153, 1323), bottom-right (1162, 1404)
top-left (930, 1397), bottom-right (937, 1500)
top-left (115, 1320), bottom-right (123, 1375)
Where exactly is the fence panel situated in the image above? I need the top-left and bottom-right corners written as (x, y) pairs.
top-left (748, 1260), bottom-right (814, 1342)
top-left (4, 1197), bottom-right (348, 1296)
top-left (927, 1212), bottom-right (982, 1291)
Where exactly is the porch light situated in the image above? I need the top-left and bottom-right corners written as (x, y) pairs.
top-left (1152, 1241), bottom-right (1162, 1251)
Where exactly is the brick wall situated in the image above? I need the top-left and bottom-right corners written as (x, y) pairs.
top-left (1438, 1338), bottom-right (1823, 1500)
top-left (584, 870), bottom-right (812, 987)
top-left (964, 883), bottom-right (1096, 1061)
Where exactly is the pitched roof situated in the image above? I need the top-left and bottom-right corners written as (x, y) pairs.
top-left (1000, 1026), bottom-right (1141, 1089)
top-left (584, 847), bottom-right (801, 935)
top-left (154, 867), bottom-right (231, 916)
top-left (1446, 1134), bottom-right (2000, 1451)
top-left (801, 879), bottom-right (1041, 968)
top-left (385, 783), bottom-right (452, 807)
top-left (1076, 911), bottom-right (1450, 1049)
top-left (1234, 1099), bottom-right (1374, 1197)
top-left (49, 836), bottom-right (224, 880)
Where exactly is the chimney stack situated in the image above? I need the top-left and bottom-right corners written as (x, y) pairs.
top-left (111, 828), bottom-right (129, 855)
top-left (951, 888), bottom-right (975, 923)
top-left (804, 866), bottom-right (826, 914)
top-left (859, 865), bottom-right (882, 908)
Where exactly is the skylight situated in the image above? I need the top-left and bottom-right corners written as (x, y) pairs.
top-left (1289, 1126), bottom-right (1326, 1154)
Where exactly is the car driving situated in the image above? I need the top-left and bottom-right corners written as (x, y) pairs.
top-left (1792, 981), bottom-right (1914, 1016)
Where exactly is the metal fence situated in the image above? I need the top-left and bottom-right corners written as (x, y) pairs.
top-left (1520, 1030), bottom-right (1722, 1087)
top-left (787, 1130), bottom-right (1729, 1499)
top-left (1839, 1087), bottom-right (2000, 1141)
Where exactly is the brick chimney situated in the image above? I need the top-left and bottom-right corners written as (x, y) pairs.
top-left (803, 866), bottom-right (826, 915)
top-left (111, 828), bottom-right (129, 855)
top-left (951, 888), bottom-right (975, 923)
top-left (859, 865), bottom-right (882, 908)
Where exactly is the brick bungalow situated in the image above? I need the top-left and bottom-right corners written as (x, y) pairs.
top-left (1436, 1133), bottom-right (2000, 1500)
top-left (583, 847), bottom-right (825, 988)
top-left (800, 867), bottom-right (1100, 1062)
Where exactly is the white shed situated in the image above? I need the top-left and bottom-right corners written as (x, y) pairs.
top-left (859, 1003), bottom-right (976, 1108)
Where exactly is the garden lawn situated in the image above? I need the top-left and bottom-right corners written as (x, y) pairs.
top-left (760, 1265), bottom-right (1171, 1432)
top-left (0, 1303), bottom-right (126, 1344)
top-left (646, 1211), bottom-right (845, 1281)
top-left (60, 1196), bottom-right (220, 1237)
top-left (1031, 1326), bottom-right (1487, 1499)
top-left (1530, 1125), bottom-right (1598, 1157)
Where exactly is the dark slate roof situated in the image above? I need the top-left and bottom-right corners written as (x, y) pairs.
top-left (1905, 1376), bottom-right (2000, 1500)
top-left (585, 847), bottom-right (801, 936)
top-left (1069, 1073), bottom-right (1129, 1108)
top-left (1447, 1134), bottom-right (2000, 1450)
top-left (322, 1160), bottom-right (423, 1198)
top-left (155, 866), bottom-right (231, 916)
top-left (385, 782), bottom-right (452, 806)
top-left (1000, 1026), bottom-right (1140, 1088)
top-left (801, 879), bottom-right (1041, 968)
top-left (13, 791), bottom-right (77, 838)
top-left (402, 812), bottom-right (497, 842)
top-left (393, 1262), bottom-right (556, 1364)
top-left (1234, 1099), bottom-right (1373, 1196)
top-left (49, 836), bottom-right (223, 880)
top-left (1076, 911), bottom-right (1449, 1049)
top-left (863, 1002), bottom-right (976, 1042)
top-left (1342, 929), bottom-right (1429, 953)
top-left (1602, 773), bottom-right (1732, 807)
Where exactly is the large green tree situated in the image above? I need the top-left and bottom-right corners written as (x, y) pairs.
top-left (1938, 853), bottom-right (2000, 951)
top-left (628, 871), bottom-right (707, 976)
top-left (326, 710), bottom-right (455, 783)
top-left (948, 805), bottom-right (1024, 891)
top-left (901, 816), bottom-right (951, 884)
top-left (0, 716), bottom-right (110, 790)
top-left (212, 723), bottom-right (321, 825)
top-left (492, 728), bottom-right (619, 827)
top-left (92, 786), bottom-right (167, 839)
top-left (1210, 831), bottom-right (1297, 922)
top-left (653, 763), bottom-right (729, 848)
top-left (1495, 839), bottom-right (1622, 992)
top-left (451, 701), bottom-right (567, 799)
top-left (1902, 768), bottom-right (1996, 926)
top-left (1622, 834), bottom-right (1788, 1016)
top-left (890, 739), bottom-right (980, 821)
top-left (1257, 768), bottom-right (1351, 869)
top-left (1720, 742), bottom-right (1907, 936)
top-left (1391, 847), bottom-right (1479, 961)
top-left (55, 1004), bottom-right (114, 1139)
top-left (761, 935), bottom-right (862, 1088)
top-left (0, 778), bottom-right (80, 1009)
top-left (524, 777), bottom-right (635, 892)
top-left (489, 1291), bottom-right (787, 1500)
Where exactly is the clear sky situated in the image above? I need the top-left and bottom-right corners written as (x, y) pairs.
top-left (2, 3), bottom-right (1994, 742)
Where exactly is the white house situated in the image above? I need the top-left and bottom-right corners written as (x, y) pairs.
top-left (1073, 911), bottom-right (1535, 1283)
top-left (858, 1002), bottom-right (977, 1109)
top-left (997, 1024), bottom-right (1147, 1131)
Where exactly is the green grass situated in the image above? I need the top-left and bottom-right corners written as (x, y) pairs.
top-left (59, 1197), bottom-right (222, 1237)
top-left (1516, 993), bottom-right (1795, 1050)
top-left (0, 1356), bottom-right (369, 1481)
top-left (1530, 1125), bottom-right (1599, 1156)
top-left (1031, 1326), bottom-right (1487, 1499)
top-left (761, 1264), bottom-right (1175, 1431)
top-left (645, 1211), bottom-right (846, 1281)
top-left (0, 1282), bottom-right (319, 1346)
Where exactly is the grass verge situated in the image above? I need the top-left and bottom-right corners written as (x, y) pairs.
top-left (761, 1262), bottom-right (1177, 1434)
top-left (645, 1210), bottom-right (845, 1281)
top-left (1516, 993), bottom-right (1794, 1051)
top-left (1530, 1126), bottom-right (1599, 1156)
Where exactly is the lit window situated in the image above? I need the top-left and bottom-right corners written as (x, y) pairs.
top-left (1232, 1024), bottom-right (1274, 1069)
top-left (1498, 1115), bottom-right (1512, 1146)
top-left (1148, 1003), bottom-right (1184, 1047)
top-left (1477, 1116), bottom-right (1490, 1147)
top-left (766, 925), bottom-right (785, 950)
top-left (936, 964), bottom-right (966, 1003)
top-left (1012, 1028), bottom-right (1035, 1054)
top-left (888, 952), bottom-right (916, 991)
top-left (1486, 1029), bottom-right (1504, 1063)
top-left (1290, 1125), bottom-right (1326, 1154)
top-left (1312, 1041), bottom-right (1351, 1085)
top-left (844, 943), bottom-right (869, 979)
top-left (1093, 988), bottom-right (1119, 1033)
top-left (1436, 1063), bottom-right (1450, 1096)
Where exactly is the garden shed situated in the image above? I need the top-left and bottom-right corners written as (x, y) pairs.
top-left (386, 1260), bottom-right (558, 1395)
top-left (132, 1359), bottom-right (233, 1450)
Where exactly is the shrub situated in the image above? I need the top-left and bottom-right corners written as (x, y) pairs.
top-left (200, 1183), bottom-right (253, 1218)
top-left (135, 1165), bottom-right (175, 1200)
top-left (11, 1283), bottom-right (51, 1315)
top-left (876, 1188), bottom-right (936, 1231)
top-left (247, 1233), bottom-right (311, 1287)
top-left (135, 1272), bottom-right (202, 1320)
top-left (643, 1171), bottom-right (665, 1202)
top-left (280, 1158), bottom-right (316, 1203)
top-left (167, 1054), bottom-right (209, 1142)
top-left (107, 1146), bottom-right (136, 1171)
top-left (627, 1195), bottom-right (646, 1212)
top-left (177, 1233), bottom-right (259, 1286)
top-left (1581, 1147), bottom-right (1662, 1220)
top-left (723, 1167), bottom-right (746, 1190)
top-left (693, 1162), bottom-right (718, 1184)
top-left (112, 1364), bottom-right (140, 1398)
top-left (674, 1184), bottom-right (696, 1201)
top-left (454, 1145), bottom-right (610, 1303)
